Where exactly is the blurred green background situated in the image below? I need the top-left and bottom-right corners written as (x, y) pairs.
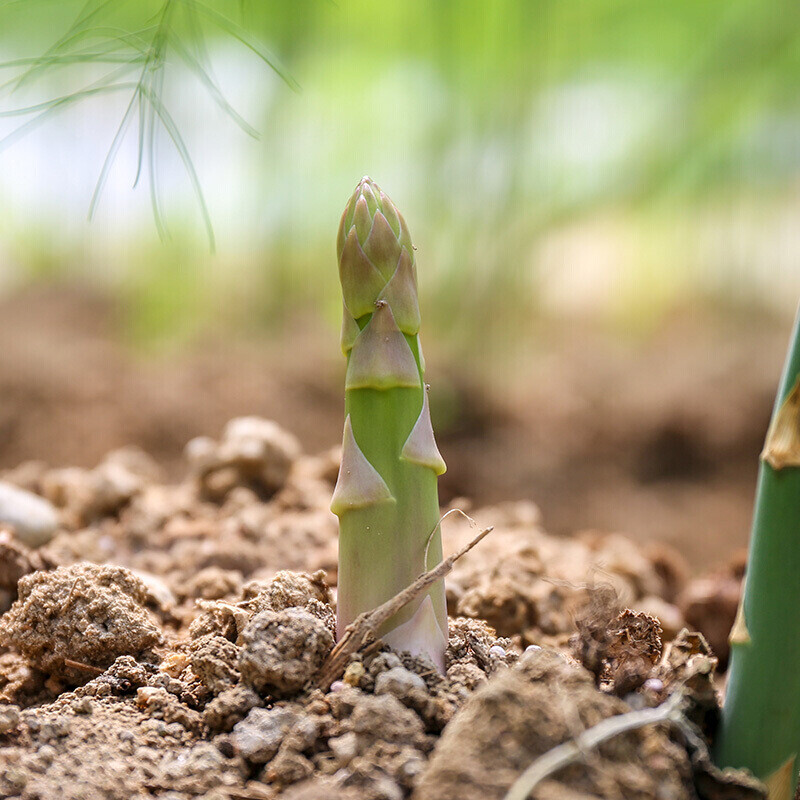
top-left (1, 0), bottom-right (799, 346)
top-left (0, 0), bottom-right (798, 564)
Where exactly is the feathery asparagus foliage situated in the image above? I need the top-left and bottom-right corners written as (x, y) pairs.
top-left (331, 177), bottom-right (448, 671)
top-left (714, 304), bottom-right (800, 800)
top-left (0, 0), bottom-right (297, 248)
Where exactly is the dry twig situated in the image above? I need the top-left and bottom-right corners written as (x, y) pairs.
top-left (63, 659), bottom-right (103, 675)
top-left (315, 524), bottom-right (494, 689)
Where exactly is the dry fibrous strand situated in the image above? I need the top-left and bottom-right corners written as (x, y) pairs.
top-left (504, 691), bottom-right (688, 800)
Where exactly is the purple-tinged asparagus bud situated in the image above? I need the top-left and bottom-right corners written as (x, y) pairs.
top-left (337, 177), bottom-right (420, 334)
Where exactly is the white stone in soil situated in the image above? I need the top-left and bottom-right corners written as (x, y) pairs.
top-left (0, 481), bottom-right (58, 547)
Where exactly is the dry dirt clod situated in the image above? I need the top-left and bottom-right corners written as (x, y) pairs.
top-left (190, 634), bottom-right (241, 695)
top-left (348, 693), bottom-right (429, 751)
top-left (136, 685), bottom-right (203, 733)
top-left (244, 570), bottom-right (333, 614)
top-left (239, 607), bottom-right (334, 697)
top-left (415, 646), bottom-right (694, 800)
top-left (0, 562), bottom-right (162, 682)
top-left (375, 666), bottom-right (427, 698)
top-left (457, 575), bottom-right (538, 638)
top-left (42, 447), bottom-right (159, 527)
top-left (264, 746), bottom-right (315, 787)
top-left (341, 741), bottom-right (425, 799)
top-left (204, 684), bottom-right (262, 734)
top-left (186, 416), bottom-right (301, 501)
top-left (446, 504), bottom-right (689, 648)
top-left (0, 702), bottom-right (21, 733)
top-left (180, 566), bottom-right (244, 601)
top-left (0, 530), bottom-right (57, 599)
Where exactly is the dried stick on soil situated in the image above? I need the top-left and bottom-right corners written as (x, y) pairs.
top-left (315, 524), bottom-right (494, 689)
top-left (503, 691), bottom-right (687, 800)
top-left (63, 659), bottom-right (103, 676)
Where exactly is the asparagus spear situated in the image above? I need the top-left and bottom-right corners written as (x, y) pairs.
top-left (714, 305), bottom-right (800, 800)
top-left (331, 177), bottom-right (448, 671)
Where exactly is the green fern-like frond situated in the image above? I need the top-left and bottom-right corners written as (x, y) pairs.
top-left (0, 0), bottom-right (296, 248)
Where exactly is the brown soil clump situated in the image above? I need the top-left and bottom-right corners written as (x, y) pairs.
top-left (239, 608), bottom-right (334, 696)
top-left (1, 563), bottom-right (162, 683)
top-left (415, 648), bottom-right (694, 800)
top-left (0, 691), bottom-right (249, 800)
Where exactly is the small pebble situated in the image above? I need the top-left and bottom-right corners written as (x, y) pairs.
top-left (0, 481), bottom-right (58, 547)
top-left (215, 736), bottom-right (235, 758)
top-left (0, 704), bottom-right (21, 734)
top-left (71, 697), bottom-right (94, 715)
top-left (375, 667), bottom-right (426, 698)
top-left (330, 681), bottom-right (347, 693)
top-left (37, 745), bottom-right (56, 765)
top-left (488, 645), bottom-right (506, 658)
top-left (232, 707), bottom-right (298, 764)
top-left (328, 731), bottom-right (358, 765)
top-left (524, 645), bottom-right (542, 653)
top-left (644, 678), bottom-right (664, 693)
top-left (343, 662), bottom-right (365, 687)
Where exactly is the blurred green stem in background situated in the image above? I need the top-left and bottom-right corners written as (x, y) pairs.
top-left (714, 304), bottom-right (800, 800)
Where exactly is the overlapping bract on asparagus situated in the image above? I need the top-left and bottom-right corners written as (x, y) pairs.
top-left (331, 177), bottom-right (448, 671)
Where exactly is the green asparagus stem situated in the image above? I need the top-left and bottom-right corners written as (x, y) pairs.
top-left (714, 305), bottom-right (800, 800)
top-left (331, 177), bottom-right (448, 671)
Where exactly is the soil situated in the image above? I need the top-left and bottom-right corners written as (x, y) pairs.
top-left (0, 284), bottom-right (788, 570)
top-left (0, 408), bottom-right (762, 800)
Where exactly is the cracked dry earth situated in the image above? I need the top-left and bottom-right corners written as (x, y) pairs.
top-left (0, 417), bottom-right (764, 800)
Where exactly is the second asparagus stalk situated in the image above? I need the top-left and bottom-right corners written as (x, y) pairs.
top-left (714, 304), bottom-right (800, 800)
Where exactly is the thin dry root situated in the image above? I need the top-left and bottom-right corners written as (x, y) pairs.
top-left (503, 691), bottom-right (688, 800)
